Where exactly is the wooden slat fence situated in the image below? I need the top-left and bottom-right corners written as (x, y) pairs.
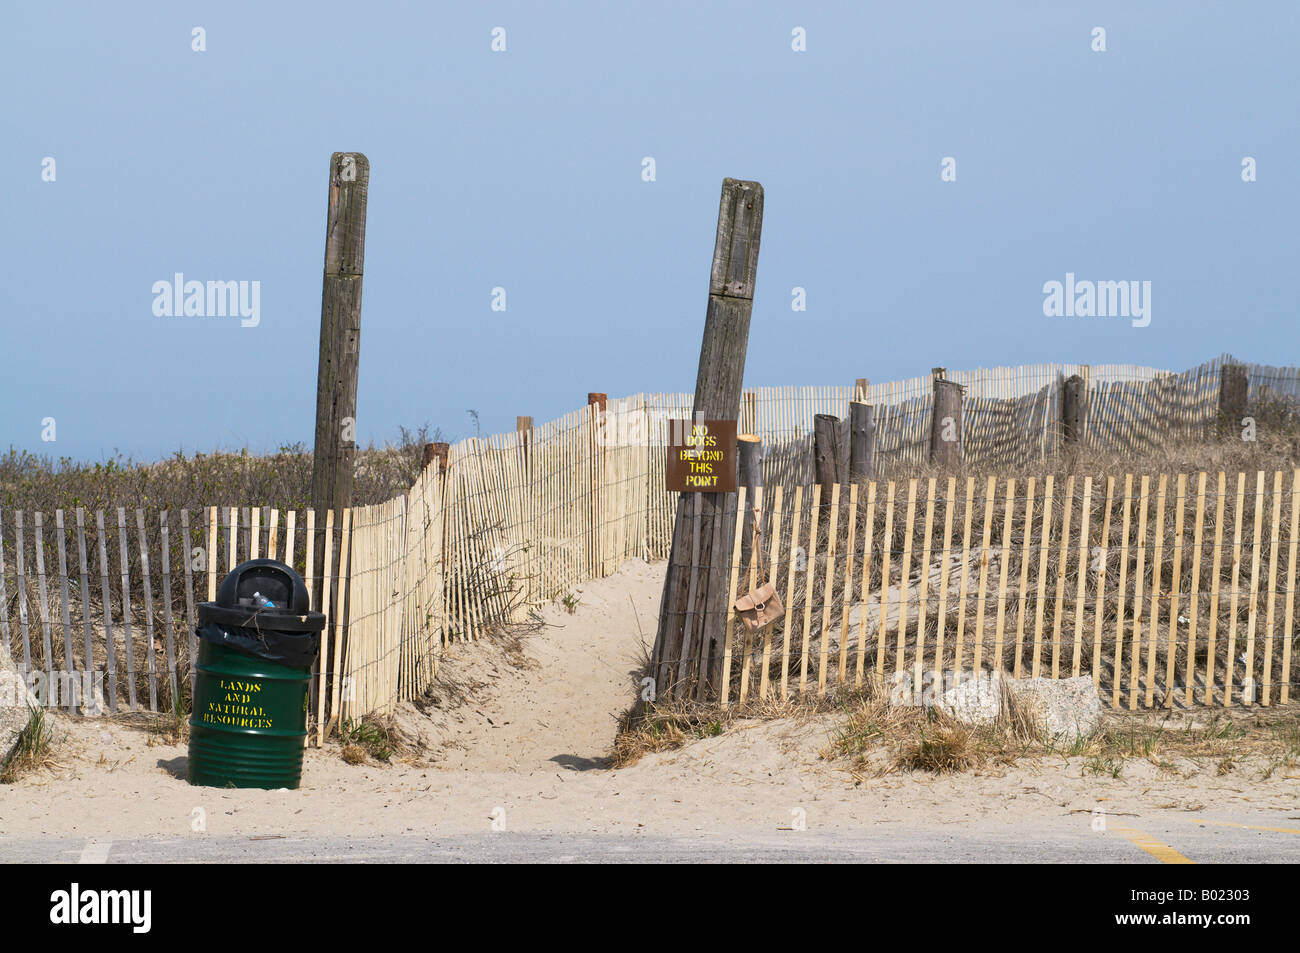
top-left (718, 470), bottom-right (1300, 710)
top-left (0, 504), bottom-right (347, 718)
top-left (2, 354), bottom-right (1292, 725)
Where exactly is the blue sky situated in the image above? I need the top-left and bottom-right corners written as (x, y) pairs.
top-left (4, 1), bottom-right (1296, 462)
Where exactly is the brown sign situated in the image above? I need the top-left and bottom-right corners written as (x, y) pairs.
top-left (665, 419), bottom-right (737, 493)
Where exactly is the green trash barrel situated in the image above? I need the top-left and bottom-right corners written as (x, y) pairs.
top-left (187, 559), bottom-right (325, 790)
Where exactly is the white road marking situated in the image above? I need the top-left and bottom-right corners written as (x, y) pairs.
top-left (78, 840), bottom-right (112, 864)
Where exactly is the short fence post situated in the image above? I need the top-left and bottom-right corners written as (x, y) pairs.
top-left (930, 367), bottom-right (963, 467)
top-left (813, 413), bottom-right (844, 509)
top-left (587, 393), bottom-right (607, 577)
top-left (741, 390), bottom-right (758, 435)
top-left (516, 415), bottom-right (534, 603)
top-left (849, 401), bottom-right (876, 483)
top-left (427, 442), bottom-right (449, 474)
top-left (429, 440), bottom-right (450, 605)
top-left (738, 435), bottom-right (763, 570)
top-left (854, 377), bottom-right (870, 402)
top-left (422, 439), bottom-right (449, 584)
top-left (1062, 373), bottom-right (1087, 450)
top-left (1219, 362), bottom-right (1249, 434)
top-left (516, 414), bottom-right (534, 471)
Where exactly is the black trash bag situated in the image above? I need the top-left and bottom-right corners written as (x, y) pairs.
top-left (196, 621), bottom-right (320, 669)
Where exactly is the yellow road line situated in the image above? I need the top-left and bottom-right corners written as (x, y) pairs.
top-left (1188, 818), bottom-right (1300, 835)
top-left (1111, 826), bottom-right (1195, 864)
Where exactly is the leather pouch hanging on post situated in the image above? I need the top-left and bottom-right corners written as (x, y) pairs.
top-left (733, 506), bottom-right (784, 632)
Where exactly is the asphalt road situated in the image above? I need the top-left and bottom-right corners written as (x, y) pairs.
top-left (5, 818), bottom-right (1298, 863)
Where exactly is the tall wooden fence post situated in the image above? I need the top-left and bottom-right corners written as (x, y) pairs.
top-left (1220, 362), bottom-right (1249, 435)
top-left (652, 178), bottom-right (763, 703)
top-left (309, 151), bottom-right (368, 732)
top-left (1062, 373), bottom-right (1087, 450)
top-left (849, 402), bottom-right (876, 483)
top-left (930, 367), bottom-right (963, 467)
top-left (311, 151), bottom-right (369, 612)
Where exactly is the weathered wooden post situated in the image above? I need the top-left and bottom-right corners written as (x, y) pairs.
top-left (854, 377), bottom-right (870, 401)
top-left (929, 367), bottom-right (963, 467)
top-left (1219, 362), bottom-right (1249, 434)
top-left (515, 415), bottom-right (535, 603)
top-left (516, 415), bottom-right (533, 470)
top-left (428, 439), bottom-right (450, 593)
top-left (741, 390), bottom-right (758, 436)
top-left (427, 441), bottom-right (449, 474)
top-left (587, 393), bottom-right (607, 576)
top-left (849, 401), bottom-right (876, 483)
top-left (311, 152), bottom-right (369, 612)
top-left (652, 178), bottom-right (763, 703)
top-left (813, 413), bottom-right (844, 507)
top-left (424, 442), bottom-right (450, 583)
top-left (737, 435), bottom-right (763, 571)
top-left (1061, 374), bottom-right (1087, 450)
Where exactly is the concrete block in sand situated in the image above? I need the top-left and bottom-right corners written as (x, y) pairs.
top-left (1, 645), bottom-right (54, 764)
top-left (1008, 676), bottom-right (1102, 743)
top-left (933, 670), bottom-right (1003, 727)
top-left (886, 669), bottom-right (1003, 727)
top-left (888, 669), bottom-right (1102, 742)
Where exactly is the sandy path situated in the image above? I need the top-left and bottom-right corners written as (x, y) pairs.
top-left (398, 560), bottom-right (658, 772)
top-left (1, 559), bottom-right (1297, 851)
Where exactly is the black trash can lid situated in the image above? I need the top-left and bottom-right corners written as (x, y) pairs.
top-left (198, 558), bottom-right (325, 632)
